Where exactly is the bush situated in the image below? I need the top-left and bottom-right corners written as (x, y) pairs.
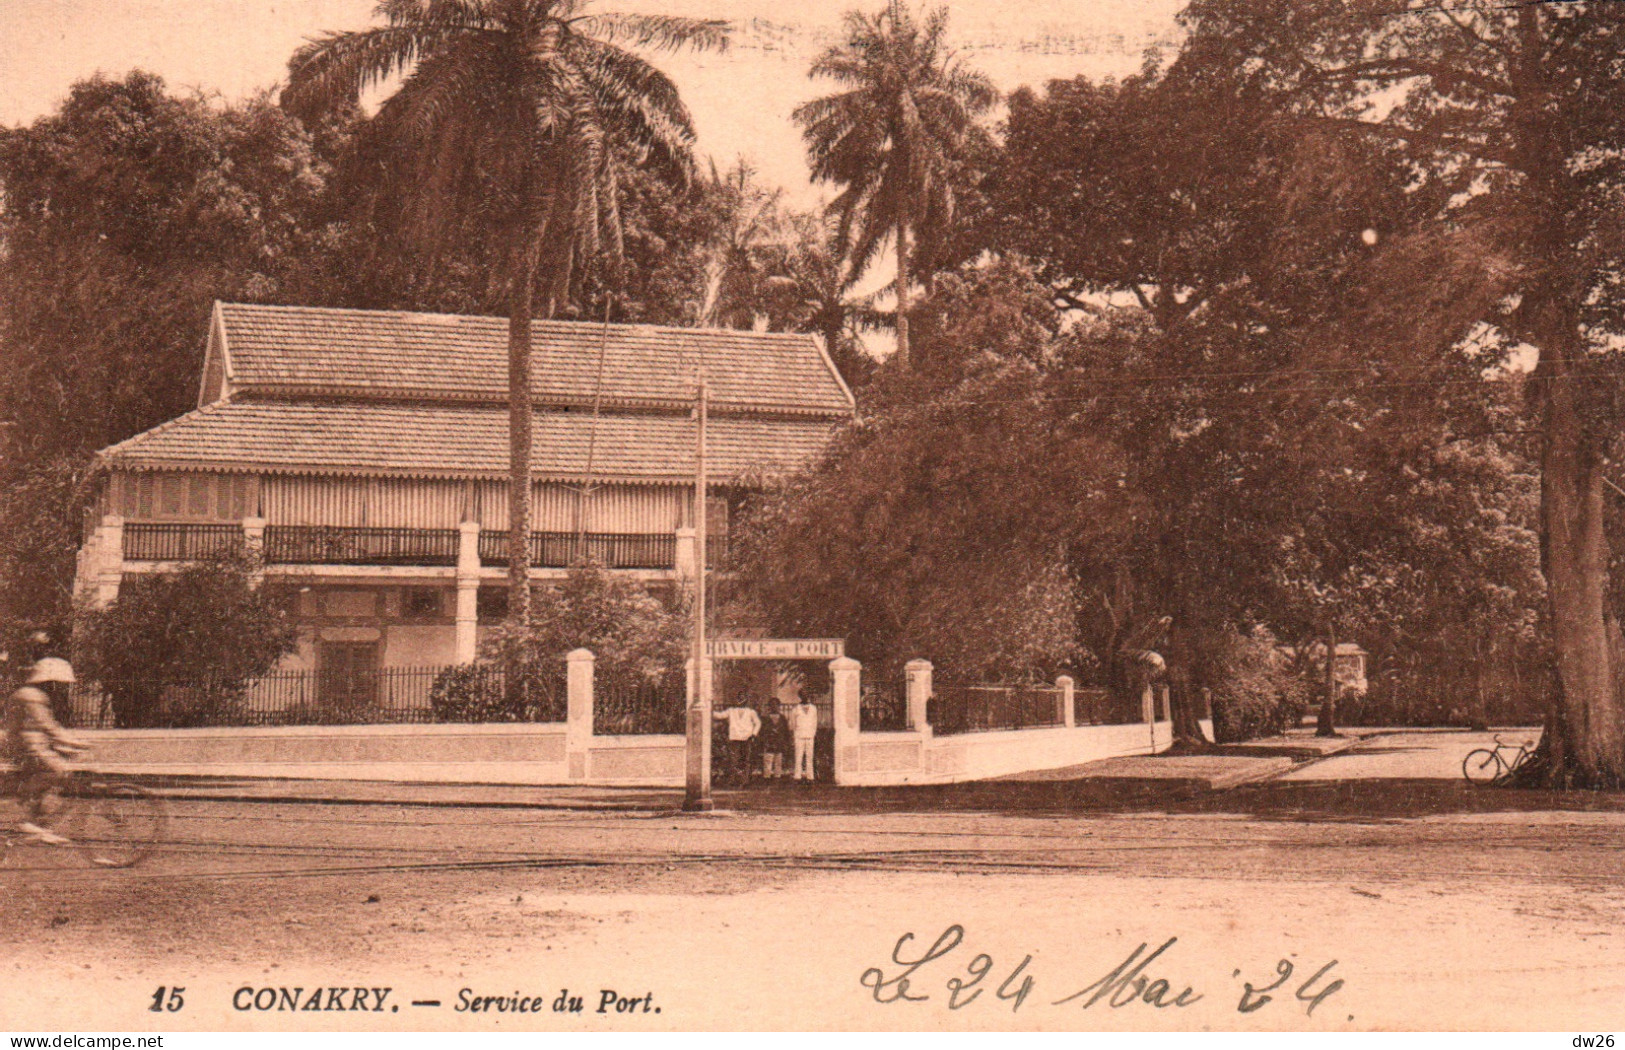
top-left (429, 663), bottom-right (563, 724)
top-left (75, 553), bottom-right (297, 727)
top-left (1208, 629), bottom-right (1312, 743)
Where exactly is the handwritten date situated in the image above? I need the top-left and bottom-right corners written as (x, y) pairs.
top-left (860, 925), bottom-right (1342, 1018)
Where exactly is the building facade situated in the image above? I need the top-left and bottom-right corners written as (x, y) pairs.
top-left (76, 302), bottom-right (855, 685)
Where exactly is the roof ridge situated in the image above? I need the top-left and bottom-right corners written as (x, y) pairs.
top-left (216, 301), bottom-right (818, 344)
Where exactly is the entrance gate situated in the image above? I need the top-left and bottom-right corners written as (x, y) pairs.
top-left (703, 639), bottom-right (846, 784)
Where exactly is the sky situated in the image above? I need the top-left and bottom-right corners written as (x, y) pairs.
top-left (0, 0), bottom-right (1186, 206)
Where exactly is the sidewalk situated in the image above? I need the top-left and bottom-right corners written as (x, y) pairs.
top-left (996, 727), bottom-right (1373, 790)
top-left (124, 728), bottom-right (1385, 809)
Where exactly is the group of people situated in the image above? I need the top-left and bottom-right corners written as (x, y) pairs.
top-left (2, 632), bottom-right (88, 845)
top-left (716, 695), bottom-right (821, 785)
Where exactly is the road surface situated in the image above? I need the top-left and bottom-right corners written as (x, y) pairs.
top-left (1, 729), bottom-right (1620, 1032)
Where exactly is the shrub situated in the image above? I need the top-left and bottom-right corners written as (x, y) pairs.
top-left (1208, 629), bottom-right (1312, 743)
top-left (74, 553), bottom-right (297, 727)
top-left (429, 663), bottom-right (562, 723)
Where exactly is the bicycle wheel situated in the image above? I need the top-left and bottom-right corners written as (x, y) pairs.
top-left (1462, 748), bottom-right (1502, 784)
top-left (66, 782), bottom-right (167, 868)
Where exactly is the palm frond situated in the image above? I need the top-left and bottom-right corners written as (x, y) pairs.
top-left (283, 24), bottom-right (476, 118)
top-left (571, 12), bottom-right (730, 54)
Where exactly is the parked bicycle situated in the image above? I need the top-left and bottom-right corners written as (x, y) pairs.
top-left (0, 760), bottom-right (168, 867)
top-left (1461, 734), bottom-right (1535, 785)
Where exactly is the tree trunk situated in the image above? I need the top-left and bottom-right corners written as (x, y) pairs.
top-left (894, 222), bottom-right (911, 369)
top-left (1164, 623), bottom-right (1217, 751)
top-left (507, 247), bottom-right (539, 625)
top-left (1525, 325), bottom-right (1625, 786)
top-left (1316, 626), bottom-right (1338, 737)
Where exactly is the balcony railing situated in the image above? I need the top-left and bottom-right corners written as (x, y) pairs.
top-left (478, 531), bottom-right (677, 570)
top-left (123, 523), bottom-right (245, 561)
top-left (264, 526), bottom-right (460, 566)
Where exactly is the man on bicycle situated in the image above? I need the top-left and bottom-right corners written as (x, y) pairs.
top-left (5, 656), bottom-right (87, 844)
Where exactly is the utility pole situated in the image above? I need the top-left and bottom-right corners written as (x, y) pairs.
top-left (683, 378), bottom-right (714, 811)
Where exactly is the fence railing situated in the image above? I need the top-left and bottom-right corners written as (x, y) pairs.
top-left (478, 531), bottom-right (677, 570)
top-left (64, 665), bottom-right (567, 729)
top-left (928, 683), bottom-right (1066, 736)
top-left (593, 675), bottom-right (687, 735)
top-left (860, 685), bottom-right (910, 731)
top-left (264, 526), bottom-right (461, 566)
top-left (1069, 687), bottom-right (1116, 726)
top-left (123, 523), bottom-right (245, 561)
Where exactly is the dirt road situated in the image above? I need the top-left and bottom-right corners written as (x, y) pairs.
top-left (3, 749), bottom-right (1623, 1032)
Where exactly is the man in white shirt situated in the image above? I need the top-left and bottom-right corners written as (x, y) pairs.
top-left (722, 703), bottom-right (761, 784)
top-left (791, 698), bottom-right (819, 781)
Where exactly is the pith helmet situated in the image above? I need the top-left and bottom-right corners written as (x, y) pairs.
top-left (27, 657), bottom-right (76, 684)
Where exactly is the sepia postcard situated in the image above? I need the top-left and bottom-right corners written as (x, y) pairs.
top-left (1, 0), bottom-right (1623, 1037)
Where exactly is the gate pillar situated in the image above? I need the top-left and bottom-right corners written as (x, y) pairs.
top-left (830, 656), bottom-right (861, 785)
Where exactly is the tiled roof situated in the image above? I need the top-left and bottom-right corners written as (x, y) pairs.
top-left (97, 400), bottom-right (838, 483)
top-left (216, 302), bottom-right (854, 417)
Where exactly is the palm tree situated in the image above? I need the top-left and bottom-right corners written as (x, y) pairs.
top-left (283, 0), bottom-right (727, 622)
top-left (792, 0), bottom-right (994, 369)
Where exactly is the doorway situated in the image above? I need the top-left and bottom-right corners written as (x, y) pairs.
top-left (319, 640), bottom-right (378, 712)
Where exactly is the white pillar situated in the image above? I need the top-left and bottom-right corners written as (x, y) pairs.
top-left (455, 521), bottom-right (481, 664)
top-left (1057, 674), bottom-right (1076, 729)
top-left (905, 658), bottom-right (933, 736)
top-left (566, 648), bottom-right (594, 779)
top-left (830, 655), bottom-right (861, 785)
top-left (242, 516), bottom-right (267, 588)
top-left (674, 526), bottom-right (697, 580)
top-left (95, 515), bottom-right (124, 606)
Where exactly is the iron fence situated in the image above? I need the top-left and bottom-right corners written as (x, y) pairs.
top-left (264, 526), bottom-right (461, 566)
top-left (1071, 687), bottom-right (1118, 726)
top-left (593, 674), bottom-right (687, 735)
top-left (860, 684), bottom-right (911, 731)
top-left (123, 523), bottom-right (245, 561)
top-left (63, 665), bottom-right (566, 729)
top-left (928, 683), bottom-right (1066, 736)
top-left (478, 531), bottom-right (677, 570)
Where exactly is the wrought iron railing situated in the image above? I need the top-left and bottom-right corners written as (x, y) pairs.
top-left (860, 685), bottom-right (911, 731)
top-left (64, 665), bottom-right (566, 729)
top-left (593, 675), bottom-right (686, 735)
top-left (1072, 687), bottom-right (1118, 726)
top-left (264, 526), bottom-right (460, 566)
top-left (477, 531), bottom-right (677, 570)
top-left (928, 683), bottom-right (1066, 736)
top-left (123, 523), bottom-right (245, 561)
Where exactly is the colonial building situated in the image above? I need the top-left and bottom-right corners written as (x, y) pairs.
top-left (76, 302), bottom-right (855, 680)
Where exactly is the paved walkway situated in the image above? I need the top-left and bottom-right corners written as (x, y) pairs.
top-left (999, 727), bottom-right (1370, 789)
top-left (118, 727), bottom-right (1533, 810)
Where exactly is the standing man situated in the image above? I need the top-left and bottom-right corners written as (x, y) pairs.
top-left (792, 695), bottom-right (819, 782)
top-left (722, 701), bottom-right (761, 785)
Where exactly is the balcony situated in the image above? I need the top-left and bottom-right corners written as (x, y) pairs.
top-left (118, 523), bottom-right (710, 571)
top-left (478, 531), bottom-right (677, 570)
top-left (123, 523), bottom-right (244, 561)
top-left (264, 526), bottom-right (461, 566)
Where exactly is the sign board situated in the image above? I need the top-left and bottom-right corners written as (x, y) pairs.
top-left (705, 638), bottom-right (845, 660)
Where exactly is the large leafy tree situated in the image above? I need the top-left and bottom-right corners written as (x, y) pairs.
top-left (282, 0), bottom-right (727, 622)
top-left (0, 72), bottom-right (331, 643)
top-left (792, 0), bottom-right (995, 369)
top-left (1164, 0), bottom-right (1625, 785)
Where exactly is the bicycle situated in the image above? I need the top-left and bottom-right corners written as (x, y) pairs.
top-left (0, 761), bottom-right (168, 868)
top-left (1462, 734), bottom-right (1535, 785)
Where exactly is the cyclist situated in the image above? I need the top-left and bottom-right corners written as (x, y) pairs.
top-left (5, 656), bottom-right (88, 844)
